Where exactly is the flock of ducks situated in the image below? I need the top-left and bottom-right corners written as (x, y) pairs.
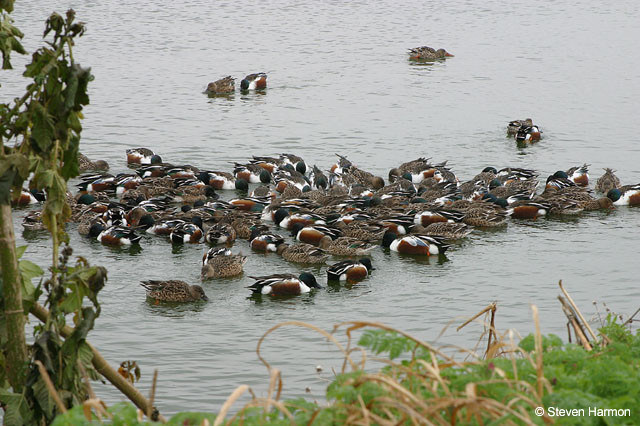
top-left (203, 46), bottom-right (453, 96)
top-left (15, 118), bottom-right (640, 302)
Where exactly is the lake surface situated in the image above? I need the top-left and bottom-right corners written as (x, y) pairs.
top-left (4, 0), bottom-right (640, 417)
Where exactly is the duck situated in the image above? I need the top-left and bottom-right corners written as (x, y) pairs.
top-left (327, 258), bottom-right (374, 283)
top-left (606, 184), bottom-right (640, 206)
top-left (169, 218), bottom-right (203, 244)
top-left (204, 223), bottom-right (237, 245)
top-left (318, 236), bottom-right (376, 256)
top-left (22, 211), bottom-right (45, 231)
top-left (462, 203), bottom-right (509, 227)
top-left (249, 230), bottom-right (286, 253)
top-left (233, 163), bottom-right (271, 184)
top-left (126, 148), bottom-right (162, 165)
top-left (413, 209), bottom-right (465, 226)
top-left (595, 168), bottom-right (621, 194)
top-left (240, 73), bottom-right (267, 90)
top-left (12, 189), bottom-right (45, 206)
top-left (199, 171), bottom-right (248, 191)
top-left (291, 223), bottom-right (342, 245)
top-left (507, 201), bottom-right (552, 219)
top-left (201, 248), bottom-right (247, 279)
top-left (78, 153), bottom-right (110, 172)
top-left (388, 158), bottom-right (437, 183)
top-left (140, 280), bottom-right (208, 302)
top-left (276, 243), bottom-right (328, 264)
top-left (408, 46), bottom-right (454, 60)
top-left (566, 164), bottom-right (590, 187)
top-left (506, 119), bottom-right (534, 136)
top-left (205, 76), bottom-right (235, 95)
top-left (382, 231), bottom-right (449, 256)
top-left (412, 222), bottom-right (473, 239)
top-left (97, 225), bottom-right (142, 246)
top-left (515, 125), bottom-right (542, 143)
top-left (247, 273), bottom-right (321, 296)
top-left (545, 171), bottom-right (577, 190)
top-left (280, 153), bottom-right (308, 175)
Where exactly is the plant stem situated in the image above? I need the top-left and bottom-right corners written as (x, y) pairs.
top-left (0, 202), bottom-right (28, 392)
top-left (29, 303), bottom-right (166, 422)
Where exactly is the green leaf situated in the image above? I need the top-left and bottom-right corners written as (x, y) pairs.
top-left (0, 0), bottom-right (16, 13)
top-left (0, 388), bottom-right (33, 426)
top-left (15, 245), bottom-right (27, 259)
top-left (31, 101), bottom-right (55, 152)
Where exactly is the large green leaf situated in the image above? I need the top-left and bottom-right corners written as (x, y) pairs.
top-left (31, 101), bottom-right (54, 152)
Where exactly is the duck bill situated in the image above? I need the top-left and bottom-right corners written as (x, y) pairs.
top-left (202, 295), bottom-right (210, 301)
top-left (445, 52), bottom-right (454, 57)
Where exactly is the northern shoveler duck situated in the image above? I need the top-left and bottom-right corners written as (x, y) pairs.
top-left (413, 209), bottom-right (465, 226)
top-left (204, 223), bottom-right (237, 245)
top-left (408, 46), bottom-right (454, 60)
top-left (102, 206), bottom-right (127, 226)
top-left (507, 201), bottom-right (552, 219)
top-left (595, 168), bottom-right (621, 194)
top-left (338, 221), bottom-right (387, 242)
top-left (506, 119), bottom-right (533, 136)
top-left (607, 184), bottom-right (640, 206)
top-left (247, 273), bottom-right (321, 296)
top-left (199, 171), bottom-right (248, 191)
top-left (273, 169), bottom-right (311, 193)
top-left (22, 211), bottom-right (45, 231)
top-left (250, 231), bottom-right (286, 252)
top-left (240, 73), bottom-right (267, 90)
top-left (229, 195), bottom-right (271, 212)
top-left (97, 225), bottom-right (142, 246)
top-left (276, 243), bottom-right (328, 264)
top-left (515, 125), bottom-right (542, 143)
top-left (78, 153), bottom-right (109, 172)
top-left (566, 164), bottom-right (590, 187)
top-left (140, 280), bottom-right (208, 302)
top-left (201, 247), bottom-right (247, 279)
top-left (277, 210), bottom-right (326, 230)
top-left (545, 171), bottom-right (576, 191)
top-left (388, 158), bottom-right (438, 183)
top-left (318, 236), bottom-right (376, 256)
top-left (461, 204), bottom-right (508, 228)
top-left (126, 148), bottom-right (162, 165)
top-left (280, 153), bottom-right (308, 174)
top-left (413, 222), bottom-right (473, 239)
top-left (12, 189), bottom-right (45, 206)
top-left (327, 258), bottom-right (374, 283)
top-left (146, 218), bottom-right (187, 236)
top-left (169, 218), bottom-right (203, 244)
top-left (291, 223), bottom-right (342, 245)
top-left (233, 163), bottom-right (271, 184)
top-left (382, 231), bottom-right (449, 256)
top-left (205, 76), bottom-right (235, 95)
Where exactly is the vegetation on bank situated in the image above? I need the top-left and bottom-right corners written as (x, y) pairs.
top-left (48, 314), bottom-right (639, 425)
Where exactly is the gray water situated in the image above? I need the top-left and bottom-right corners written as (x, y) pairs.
top-left (4, 0), bottom-right (640, 417)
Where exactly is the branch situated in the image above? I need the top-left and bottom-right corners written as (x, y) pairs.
top-left (30, 303), bottom-right (166, 422)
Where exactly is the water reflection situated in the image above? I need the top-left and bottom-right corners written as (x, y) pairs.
top-left (142, 299), bottom-right (207, 317)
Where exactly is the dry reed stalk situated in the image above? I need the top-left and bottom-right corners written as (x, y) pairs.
top-left (356, 394), bottom-right (370, 426)
top-left (147, 369), bottom-right (158, 420)
top-left (622, 306), bottom-right (640, 326)
top-left (256, 321), bottom-right (358, 373)
top-left (34, 360), bottom-right (67, 414)
top-left (265, 368), bottom-right (281, 412)
top-left (77, 361), bottom-right (96, 400)
top-left (559, 296), bottom-right (592, 350)
top-left (531, 305), bottom-right (545, 401)
top-left (213, 384), bottom-right (250, 426)
top-left (559, 280), bottom-right (598, 341)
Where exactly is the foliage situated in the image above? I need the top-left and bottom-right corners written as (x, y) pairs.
top-left (0, 5), bottom-right (110, 425)
top-left (50, 321), bottom-right (640, 425)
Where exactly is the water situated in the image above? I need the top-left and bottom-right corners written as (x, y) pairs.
top-left (4, 0), bottom-right (640, 417)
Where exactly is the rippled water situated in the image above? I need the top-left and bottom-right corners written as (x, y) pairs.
top-left (4, 0), bottom-right (640, 417)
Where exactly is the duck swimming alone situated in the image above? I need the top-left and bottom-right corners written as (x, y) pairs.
top-left (140, 280), bottom-right (208, 302)
top-left (408, 46), bottom-right (454, 60)
top-left (205, 76), bottom-right (235, 95)
top-left (240, 73), bottom-right (267, 90)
